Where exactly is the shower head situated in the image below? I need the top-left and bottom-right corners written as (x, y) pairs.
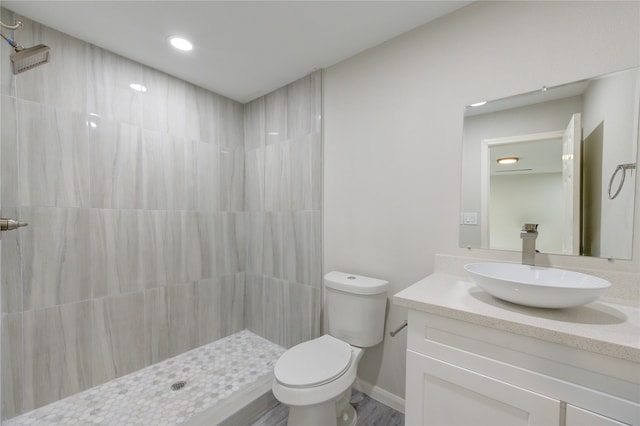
top-left (0, 20), bottom-right (51, 74)
top-left (10, 44), bottom-right (50, 74)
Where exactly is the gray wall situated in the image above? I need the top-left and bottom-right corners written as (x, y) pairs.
top-left (0, 8), bottom-right (321, 419)
top-left (242, 73), bottom-right (322, 349)
top-left (324, 0), bottom-right (639, 403)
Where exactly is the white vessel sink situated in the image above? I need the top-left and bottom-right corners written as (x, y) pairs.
top-left (464, 263), bottom-right (611, 308)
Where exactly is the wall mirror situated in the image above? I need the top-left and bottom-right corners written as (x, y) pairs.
top-left (460, 67), bottom-right (640, 260)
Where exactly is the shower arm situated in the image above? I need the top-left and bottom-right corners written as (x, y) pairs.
top-left (0, 32), bottom-right (20, 50)
top-left (0, 20), bottom-right (24, 51)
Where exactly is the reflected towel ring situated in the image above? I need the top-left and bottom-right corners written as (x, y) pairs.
top-left (608, 163), bottom-right (636, 200)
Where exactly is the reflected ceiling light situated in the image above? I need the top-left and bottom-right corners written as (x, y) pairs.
top-left (129, 83), bottom-right (147, 92)
top-left (497, 157), bottom-right (519, 165)
top-left (470, 101), bottom-right (487, 107)
top-left (169, 36), bottom-right (193, 51)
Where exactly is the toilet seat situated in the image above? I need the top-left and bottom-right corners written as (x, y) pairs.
top-left (274, 335), bottom-right (353, 388)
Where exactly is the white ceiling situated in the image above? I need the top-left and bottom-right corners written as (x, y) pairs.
top-left (3, 1), bottom-right (471, 103)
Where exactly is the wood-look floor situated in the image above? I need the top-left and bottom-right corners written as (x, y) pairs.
top-left (251, 391), bottom-right (404, 426)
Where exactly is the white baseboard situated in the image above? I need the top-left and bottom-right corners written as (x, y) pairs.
top-left (353, 377), bottom-right (405, 414)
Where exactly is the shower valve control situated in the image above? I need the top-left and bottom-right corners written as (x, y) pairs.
top-left (0, 218), bottom-right (28, 232)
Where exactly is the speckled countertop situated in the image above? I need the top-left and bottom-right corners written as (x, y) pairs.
top-left (394, 273), bottom-right (640, 363)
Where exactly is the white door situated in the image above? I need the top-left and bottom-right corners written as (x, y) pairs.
top-left (562, 113), bottom-right (582, 255)
top-left (405, 350), bottom-right (561, 426)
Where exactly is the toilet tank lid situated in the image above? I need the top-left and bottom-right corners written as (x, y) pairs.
top-left (324, 271), bottom-right (388, 295)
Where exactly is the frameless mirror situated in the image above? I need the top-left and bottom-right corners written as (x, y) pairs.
top-left (460, 67), bottom-right (640, 260)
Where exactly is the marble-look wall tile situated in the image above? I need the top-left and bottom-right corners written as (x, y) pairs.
top-left (161, 211), bottom-right (186, 285)
top-left (311, 132), bottom-right (322, 211)
top-left (243, 213), bottom-right (264, 274)
top-left (92, 292), bottom-right (145, 386)
top-left (87, 46), bottom-right (143, 126)
top-left (142, 67), bottom-right (186, 137)
top-left (16, 100), bottom-right (89, 208)
top-left (12, 15), bottom-right (87, 113)
top-left (287, 73), bottom-right (318, 139)
top-left (215, 96), bottom-right (244, 150)
top-left (144, 287), bottom-right (170, 365)
top-left (181, 211), bottom-right (204, 283)
top-left (264, 141), bottom-right (291, 211)
top-left (1, 313), bottom-right (23, 419)
top-left (142, 130), bottom-right (189, 210)
top-left (185, 84), bottom-right (217, 144)
top-left (244, 147), bottom-right (265, 211)
top-left (1, 95), bottom-right (18, 206)
top-left (196, 278), bottom-right (223, 346)
top-left (22, 301), bottom-right (92, 412)
top-left (265, 88), bottom-right (287, 145)
top-left (243, 98), bottom-right (265, 151)
top-left (195, 274), bottom-right (244, 346)
top-left (196, 212), bottom-right (216, 280)
top-left (214, 212), bottom-right (242, 276)
top-left (283, 282), bottom-right (321, 348)
top-left (221, 273), bottom-right (245, 336)
top-left (195, 140), bottom-right (220, 212)
top-left (1, 206), bottom-right (21, 314)
top-left (243, 274), bottom-right (264, 338)
top-left (281, 211), bottom-right (322, 288)
top-left (89, 120), bottom-right (143, 209)
top-left (262, 276), bottom-right (285, 346)
top-left (263, 212), bottom-right (285, 280)
top-left (168, 283), bottom-right (198, 358)
top-left (220, 147), bottom-right (244, 212)
top-left (289, 134), bottom-right (315, 211)
top-left (21, 206), bottom-right (91, 311)
top-left (91, 209), bottom-right (165, 298)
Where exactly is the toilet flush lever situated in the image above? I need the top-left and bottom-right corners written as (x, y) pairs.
top-left (389, 320), bottom-right (408, 337)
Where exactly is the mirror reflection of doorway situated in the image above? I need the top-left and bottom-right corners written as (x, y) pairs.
top-left (481, 113), bottom-right (581, 255)
top-left (582, 121), bottom-right (604, 257)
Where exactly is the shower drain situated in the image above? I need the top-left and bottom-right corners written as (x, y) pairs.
top-left (171, 381), bottom-right (187, 391)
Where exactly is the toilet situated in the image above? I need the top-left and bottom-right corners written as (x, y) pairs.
top-left (272, 271), bottom-right (389, 426)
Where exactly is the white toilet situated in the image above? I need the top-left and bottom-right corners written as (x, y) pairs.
top-left (272, 271), bottom-right (389, 426)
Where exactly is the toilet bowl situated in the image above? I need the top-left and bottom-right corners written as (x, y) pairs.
top-left (272, 272), bottom-right (388, 426)
top-left (273, 335), bottom-right (364, 426)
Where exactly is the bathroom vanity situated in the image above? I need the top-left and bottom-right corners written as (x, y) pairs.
top-left (394, 268), bottom-right (640, 425)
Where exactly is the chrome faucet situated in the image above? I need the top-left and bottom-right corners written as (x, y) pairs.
top-left (520, 224), bottom-right (538, 266)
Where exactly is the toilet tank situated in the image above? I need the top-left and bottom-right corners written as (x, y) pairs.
top-left (324, 271), bottom-right (389, 348)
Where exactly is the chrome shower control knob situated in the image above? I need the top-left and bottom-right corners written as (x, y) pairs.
top-left (0, 218), bottom-right (28, 231)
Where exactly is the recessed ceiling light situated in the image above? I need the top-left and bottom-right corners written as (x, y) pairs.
top-left (470, 101), bottom-right (487, 107)
top-left (169, 36), bottom-right (193, 51)
top-left (497, 157), bottom-right (519, 165)
top-left (129, 83), bottom-right (147, 92)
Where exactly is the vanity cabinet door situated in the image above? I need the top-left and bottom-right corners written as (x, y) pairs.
top-left (405, 350), bottom-right (561, 426)
top-left (566, 404), bottom-right (630, 426)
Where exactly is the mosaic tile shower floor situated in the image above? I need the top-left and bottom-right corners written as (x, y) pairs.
top-left (5, 330), bottom-right (286, 425)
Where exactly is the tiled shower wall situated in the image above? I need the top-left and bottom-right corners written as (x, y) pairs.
top-left (0, 8), bottom-right (321, 420)
top-left (243, 73), bottom-right (322, 349)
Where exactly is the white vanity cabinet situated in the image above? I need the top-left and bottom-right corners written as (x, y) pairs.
top-left (404, 310), bottom-right (639, 426)
top-left (566, 405), bottom-right (629, 426)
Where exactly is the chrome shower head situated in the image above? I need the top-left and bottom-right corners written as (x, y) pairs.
top-left (10, 44), bottom-right (50, 74)
top-left (1, 20), bottom-right (51, 74)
